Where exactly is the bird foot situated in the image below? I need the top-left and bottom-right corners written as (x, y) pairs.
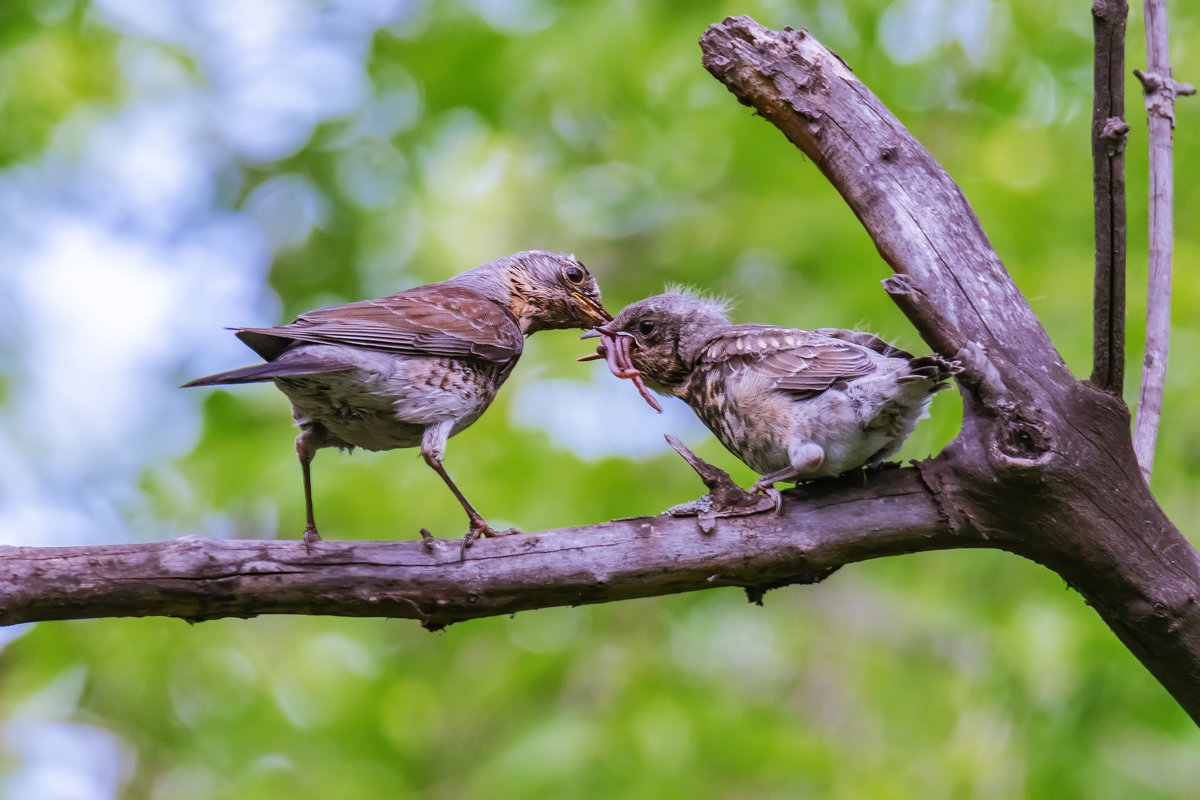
top-left (302, 525), bottom-right (322, 553)
top-left (472, 522), bottom-right (520, 540)
top-left (753, 486), bottom-right (784, 516)
top-left (460, 521), bottom-right (521, 559)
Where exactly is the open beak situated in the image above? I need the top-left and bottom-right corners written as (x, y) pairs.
top-left (579, 323), bottom-right (613, 341)
top-left (577, 325), bottom-right (663, 413)
top-left (571, 293), bottom-right (612, 326)
top-left (577, 327), bottom-right (606, 362)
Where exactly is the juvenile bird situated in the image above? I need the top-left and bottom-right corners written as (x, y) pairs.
top-left (185, 250), bottom-right (609, 546)
top-left (587, 289), bottom-right (959, 503)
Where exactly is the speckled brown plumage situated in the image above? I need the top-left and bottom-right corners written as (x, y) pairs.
top-left (185, 250), bottom-right (609, 546)
top-left (589, 290), bottom-right (960, 501)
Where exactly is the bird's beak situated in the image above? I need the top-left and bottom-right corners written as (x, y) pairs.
top-left (579, 324), bottom-right (613, 340)
top-left (577, 325), bottom-right (663, 413)
top-left (571, 293), bottom-right (612, 326)
top-left (578, 324), bottom-right (609, 360)
top-left (578, 325), bottom-right (607, 359)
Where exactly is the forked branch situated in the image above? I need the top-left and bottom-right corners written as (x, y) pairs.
top-left (2, 16), bottom-right (1200, 726)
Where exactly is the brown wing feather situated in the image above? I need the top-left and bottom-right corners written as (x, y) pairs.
top-left (236, 285), bottom-right (523, 364)
top-left (815, 328), bottom-right (913, 360)
top-left (700, 324), bottom-right (878, 394)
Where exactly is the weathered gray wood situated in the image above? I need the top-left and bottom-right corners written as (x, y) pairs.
top-left (0, 467), bottom-right (962, 628)
top-left (1090, 0), bottom-right (1129, 393)
top-left (699, 18), bottom-right (1070, 407)
top-left (1132, 0), bottom-right (1195, 481)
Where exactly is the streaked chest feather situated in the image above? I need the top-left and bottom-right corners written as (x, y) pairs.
top-left (275, 349), bottom-right (513, 451)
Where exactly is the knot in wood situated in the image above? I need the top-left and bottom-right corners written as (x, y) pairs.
top-left (1099, 117), bottom-right (1130, 155)
top-left (882, 274), bottom-right (920, 296)
top-left (1133, 69), bottom-right (1196, 126)
top-left (993, 415), bottom-right (1053, 468)
top-left (1090, 0), bottom-right (1126, 22)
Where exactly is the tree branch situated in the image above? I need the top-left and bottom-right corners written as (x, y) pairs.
top-left (698, 19), bottom-right (1070, 407)
top-left (5, 17), bottom-right (1200, 726)
top-left (698, 15), bottom-right (1200, 724)
top-left (1132, 0), bottom-right (1195, 481)
top-left (0, 466), bottom-right (966, 628)
top-left (1090, 0), bottom-right (1129, 393)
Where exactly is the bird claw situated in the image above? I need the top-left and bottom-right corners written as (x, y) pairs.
top-left (302, 525), bottom-right (321, 553)
top-left (460, 521), bottom-right (521, 559)
top-left (749, 476), bottom-right (786, 516)
top-left (470, 522), bottom-right (520, 540)
top-left (754, 486), bottom-right (784, 516)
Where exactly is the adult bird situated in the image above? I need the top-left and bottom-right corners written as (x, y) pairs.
top-left (185, 250), bottom-right (610, 546)
top-left (586, 289), bottom-right (959, 505)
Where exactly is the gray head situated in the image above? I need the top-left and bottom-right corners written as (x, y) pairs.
top-left (450, 250), bottom-right (610, 334)
top-left (601, 289), bottom-right (733, 394)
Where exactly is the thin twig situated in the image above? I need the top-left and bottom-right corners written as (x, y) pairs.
top-left (1090, 0), bottom-right (1130, 393)
top-left (1132, 0), bottom-right (1196, 482)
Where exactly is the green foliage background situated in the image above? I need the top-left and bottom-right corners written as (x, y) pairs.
top-left (1, 0), bottom-right (1199, 797)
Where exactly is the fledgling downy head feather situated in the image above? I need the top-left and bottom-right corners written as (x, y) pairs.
top-left (606, 288), bottom-right (734, 394)
top-left (661, 284), bottom-right (737, 320)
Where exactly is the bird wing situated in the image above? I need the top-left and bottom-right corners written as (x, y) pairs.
top-left (815, 328), bottom-right (913, 360)
top-left (236, 284), bottom-right (524, 364)
top-left (699, 325), bottom-right (879, 395)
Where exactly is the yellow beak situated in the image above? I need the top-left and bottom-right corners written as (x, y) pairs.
top-left (572, 292), bottom-right (612, 325)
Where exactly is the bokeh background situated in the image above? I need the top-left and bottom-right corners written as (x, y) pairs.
top-left (2, 0), bottom-right (1198, 797)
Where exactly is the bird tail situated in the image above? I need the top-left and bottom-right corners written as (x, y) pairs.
top-left (900, 354), bottom-right (963, 392)
top-left (181, 353), bottom-right (353, 388)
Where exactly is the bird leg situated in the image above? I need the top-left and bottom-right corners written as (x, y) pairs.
top-left (749, 441), bottom-right (826, 514)
top-left (420, 422), bottom-right (518, 550)
top-left (295, 431), bottom-right (322, 549)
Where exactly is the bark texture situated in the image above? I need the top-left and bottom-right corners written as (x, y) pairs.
top-left (0, 467), bottom-right (962, 628)
top-left (1132, 0), bottom-right (1195, 480)
top-left (699, 16), bottom-right (1200, 723)
top-left (3, 17), bottom-right (1199, 726)
top-left (1090, 0), bottom-right (1129, 393)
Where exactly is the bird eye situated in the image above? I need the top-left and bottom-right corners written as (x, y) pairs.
top-left (639, 320), bottom-right (655, 335)
top-left (564, 266), bottom-right (585, 284)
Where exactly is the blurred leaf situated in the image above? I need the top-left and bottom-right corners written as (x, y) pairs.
top-left (3, 0), bottom-right (1200, 797)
